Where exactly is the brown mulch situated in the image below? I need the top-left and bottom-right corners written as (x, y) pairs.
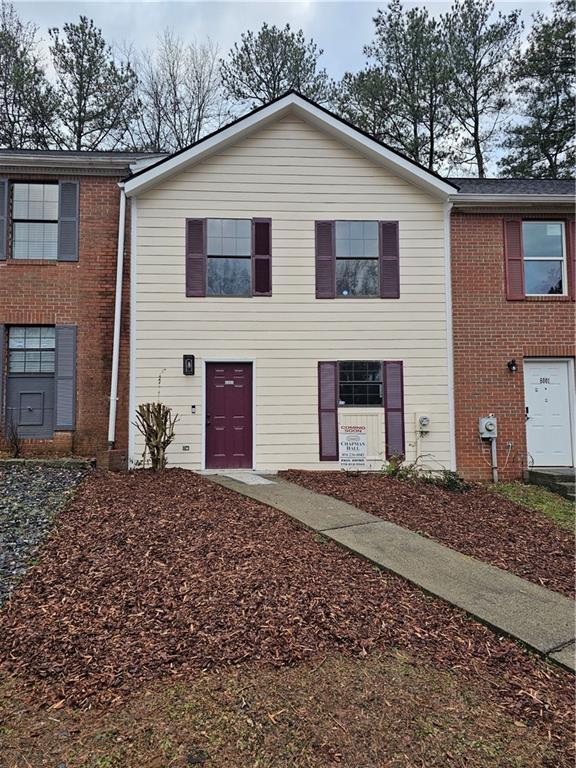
top-left (281, 470), bottom-right (576, 598)
top-left (0, 469), bottom-right (573, 762)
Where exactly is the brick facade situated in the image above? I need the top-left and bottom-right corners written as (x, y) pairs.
top-left (451, 207), bottom-right (575, 481)
top-left (0, 174), bottom-right (130, 464)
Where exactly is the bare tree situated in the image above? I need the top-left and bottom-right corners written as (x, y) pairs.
top-left (126, 30), bottom-right (230, 153)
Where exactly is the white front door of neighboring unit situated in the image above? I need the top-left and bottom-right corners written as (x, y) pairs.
top-left (524, 359), bottom-right (574, 467)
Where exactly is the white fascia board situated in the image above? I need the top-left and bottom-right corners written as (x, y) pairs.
top-left (451, 193), bottom-right (575, 206)
top-left (123, 93), bottom-right (456, 199)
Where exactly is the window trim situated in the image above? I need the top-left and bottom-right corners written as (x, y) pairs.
top-left (334, 219), bottom-right (380, 299)
top-left (10, 181), bottom-right (59, 262)
top-left (337, 360), bottom-right (384, 408)
top-left (522, 219), bottom-right (568, 298)
top-left (7, 325), bottom-right (56, 376)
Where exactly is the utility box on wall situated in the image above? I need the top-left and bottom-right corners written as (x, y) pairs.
top-left (479, 415), bottom-right (497, 439)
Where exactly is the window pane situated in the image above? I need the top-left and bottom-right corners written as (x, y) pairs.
top-left (524, 260), bottom-right (563, 295)
top-left (12, 183), bottom-right (58, 221)
top-left (336, 220), bottom-right (378, 258)
top-left (40, 351), bottom-right (55, 372)
top-left (8, 351), bottom-right (25, 372)
top-left (8, 327), bottom-right (25, 348)
top-left (13, 222), bottom-right (58, 260)
top-left (207, 257), bottom-right (251, 296)
top-left (522, 222), bottom-right (563, 258)
top-left (338, 362), bottom-right (383, 406)
top-left (336, 259), bottom-right (379, 297)
top-left (207, 218), bottom-right (251, 257)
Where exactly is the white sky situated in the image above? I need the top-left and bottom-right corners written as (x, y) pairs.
top-left (14, 1), bottom-right (552, 80)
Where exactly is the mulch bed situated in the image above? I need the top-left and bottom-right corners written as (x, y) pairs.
top-left (0, 463), bottom-right (86, 607)
top-left (0, 469), bottom-right (573, 762)
top-left (281, 470), bottom-right (575, 598)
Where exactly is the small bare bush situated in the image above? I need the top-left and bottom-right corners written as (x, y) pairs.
top-left (134, 402), bottom-right (179, 471)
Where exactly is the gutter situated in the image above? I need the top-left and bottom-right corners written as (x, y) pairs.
top-left (443, 200), bottom-right (456, 471)
top-left (107, 184), bottom-right (127, 448)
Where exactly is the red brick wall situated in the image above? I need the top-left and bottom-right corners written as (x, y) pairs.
top-left (0, 174), bottom-right (130, 463)
top-left (451, 208), bottom-right (575, 481)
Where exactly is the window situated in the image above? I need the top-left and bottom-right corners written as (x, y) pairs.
top-left (206, 218), bottom-right (252, 296)
top-left (12, 183), bottom-right (59, 260)
top-left (522, 221), bottom-right (566, 296)
top-left (335, 221), bottom-right (379, 297)
top-left (8, 326), bottom-right (55, 373)
top-left (339, 361), bottom-right (383, 406)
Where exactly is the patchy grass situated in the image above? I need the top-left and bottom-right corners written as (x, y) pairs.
top-left (0, 652), bottom-right (565, 768)
top-left (491, 483), bottom-right (575, 530)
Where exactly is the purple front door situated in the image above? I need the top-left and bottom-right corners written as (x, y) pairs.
top-left (205, 363), bottom-right (253, 469)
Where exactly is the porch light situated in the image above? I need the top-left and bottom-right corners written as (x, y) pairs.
top-left (507, 359), bottom-right (518, 373)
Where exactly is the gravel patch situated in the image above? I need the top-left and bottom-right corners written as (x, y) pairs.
top-left (0, 464), bottom-right (87, 606)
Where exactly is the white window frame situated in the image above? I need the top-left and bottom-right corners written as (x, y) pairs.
top-left (522, 220), bottom-right (568, 297)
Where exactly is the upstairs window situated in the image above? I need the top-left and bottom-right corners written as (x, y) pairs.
top-left (522, 222), bottom-right (566, 296)
top-left (339, 361), bottom-right (383, 406)
top-left (12, 183), bottom-right (59, 260)
top-left (207, 218), bottom-right (252, 296)
top-left (335, 221), bottom-right (379, 297)
top-left (8, 326), bottom-right (56, 373)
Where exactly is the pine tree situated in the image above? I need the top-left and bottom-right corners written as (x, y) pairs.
top-left (221, 23), bottom-right (331, 108)
top-left (48, 16), bottom-right (137, 150)
top-left (499, 0), bottom-right (575, 178)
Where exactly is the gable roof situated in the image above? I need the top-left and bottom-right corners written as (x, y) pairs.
top-left (123, 91), bottom-right (457, 199)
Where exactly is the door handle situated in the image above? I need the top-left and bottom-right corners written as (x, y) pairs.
top-left (206, 414), bottom-right (211, 427)
top-left (525, 406), bottom-right (530, 421)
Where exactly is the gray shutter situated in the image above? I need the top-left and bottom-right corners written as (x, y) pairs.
top-left (383, 361), bottom-right (405, 460)
top-left (58, 181), bottom-right (79, 261)
top-left (0, 179), bottom-right (7, 260)
top-left (315, 221), bottom-right (336, 298)
top-left (55, 325), bottom-right (77, 430)
top-left (186, 218), bottom-right (206, 296)
top-left (379, 221), bottom-right (400, 298)
top-left (318, 361), bottom-right (339, 461)
top-left (0, 325), bottom-right (4, 430)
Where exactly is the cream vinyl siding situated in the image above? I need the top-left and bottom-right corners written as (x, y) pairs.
top-left (133, 114), bottom-right (451, 470)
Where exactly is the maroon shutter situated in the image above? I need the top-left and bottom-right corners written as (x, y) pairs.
top-left (383, 361), bottom-right (405, 460)
top-left (379, 221), bottom-right (400, 298)
top-left (567, 218), bottom-right (575, 301)
top-left (318, 361), bottom-right (339, 460)
top-left (315, 221), bottom-right (335, 298)
top-left (252, 218), bottom-right (272, 296)
top-left (504, 219), bottom-right (525, 300)
top-left (186, 218), bottom-right (206, 297)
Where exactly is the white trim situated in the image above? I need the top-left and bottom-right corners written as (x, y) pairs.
top-left (523, 220), bottom-right (568, 298)
top-left (128, 197), bottom-right (137, 467)
top-left (123, 94), bottom-right (455, 200)
top-left (523, 357), bottom-right (576, 468)
top-left (452, 194), bottom-right (575, 207)
top-left (443, 200), bottom-right (457, 471)
top-left (107, 187), bottom-right (126, 446)
top-left (201, 358), bottom-right (257, 471)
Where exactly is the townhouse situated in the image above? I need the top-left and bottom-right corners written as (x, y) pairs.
top-left (1, 95), bottom-right (574, 479)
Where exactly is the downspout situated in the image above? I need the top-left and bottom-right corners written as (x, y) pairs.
top-left (444, 199), bottom-right (457, 471)
top-left (107, 184), bottom-right (127, 448)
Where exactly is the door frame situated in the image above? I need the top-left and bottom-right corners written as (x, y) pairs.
top-left (523, 356), bottom-right (576, 467)
top-left (201, 358), bottom-right (256, 471)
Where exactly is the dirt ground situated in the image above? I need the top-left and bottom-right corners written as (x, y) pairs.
top-left (0, 468), bottom-right (573, 767)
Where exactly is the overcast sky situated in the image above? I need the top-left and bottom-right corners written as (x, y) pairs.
top-left (15, 1), bottom-right (552, 80)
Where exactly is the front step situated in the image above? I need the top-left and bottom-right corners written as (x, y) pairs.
top-left (525, 467), bottom-right (576, 500)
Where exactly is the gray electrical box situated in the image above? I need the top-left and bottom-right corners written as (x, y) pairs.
top-left (479, 415), bottom-right (497, 438)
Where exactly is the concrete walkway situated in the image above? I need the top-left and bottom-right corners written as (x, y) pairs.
top-left (209, 473), bottom-right (575, 673)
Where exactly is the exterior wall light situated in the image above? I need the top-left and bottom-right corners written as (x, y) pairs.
top-left (507, 359), bottom-right (518, 373)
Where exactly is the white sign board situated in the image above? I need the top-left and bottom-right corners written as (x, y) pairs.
top-left (339, 425), bottom-right (367, 469)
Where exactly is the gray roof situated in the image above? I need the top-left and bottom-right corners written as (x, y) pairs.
top-left (0, 149), bottom-right (159, 160)
top-left (448, 177), bottom-right (575, 195)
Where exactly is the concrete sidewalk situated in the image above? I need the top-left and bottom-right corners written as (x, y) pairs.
top-left (209, 473), bottom-right (575, 673)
